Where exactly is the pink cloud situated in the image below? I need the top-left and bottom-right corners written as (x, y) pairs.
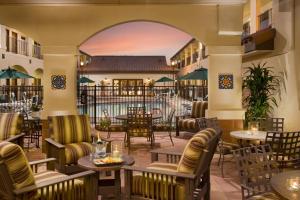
top-left (79, 21), bottom-right (192, 62)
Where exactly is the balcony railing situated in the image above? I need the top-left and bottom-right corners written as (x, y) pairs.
top-left (7, 37), bottom-right (28, 56)
top-left (33, 45), bottom-right (43, 59)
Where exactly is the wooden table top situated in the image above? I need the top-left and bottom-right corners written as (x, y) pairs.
top-left (78, 154), bottom-right (135, 171)
top-left (115, 113), bottom-right (162, 120)
top-left (271, 170), bottom-right (300, 200)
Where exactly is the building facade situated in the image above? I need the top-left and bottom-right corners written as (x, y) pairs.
top-left (0, 24), bottom-right (44, 85)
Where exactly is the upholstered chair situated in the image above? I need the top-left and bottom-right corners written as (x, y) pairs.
top-left (175, 101), bottom-right (208, 136)
top-left (46, 114), bottom-right (109, 174)
top-left (123, 128), bottom-right (220, 200)
top-left (0, 113), bottom-right (25, 147)
top-left (0, 141), bottom-right (97, 200)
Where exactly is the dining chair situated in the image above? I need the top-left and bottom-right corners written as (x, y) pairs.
top-left (153, 108), bottom-right (175, 145)
top-left (126, 113), bottom-right (153, 151)
top-left (258, 117), bottom-right (284, 132)
top-left (123, 128), bottom-right (220, 200)
top-left (232, 144), bottom-right (280, 200)
top-left (265, 131), bottom-right (300, 169)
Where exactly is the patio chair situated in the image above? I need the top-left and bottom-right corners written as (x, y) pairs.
top-left (175, 101), bottom-right (208, 136)
top-left (265, 131), bottom-right (300, 169)
top-left (0, 141), bottom-right (97, 200)
top-left (232, 144), bottom-right (280, 200)
top-left (126, 113), bottom-right (153, 151)
top-left (153, 108), bottom-right (175, 145)
top-left (123, 128), bottom-right (220, 200)
top-left (257, 117), bottom-right (284, 132)
top-left (0, 113), bottom-right (25, 148)
top-left (96, 109), bottom-right (126, 138)
top-left (127, 106), bottom-right (145, 115)
top-left (45, 114), bottom-right (110, 174)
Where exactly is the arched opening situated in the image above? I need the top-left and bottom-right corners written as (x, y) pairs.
top-left (78, 20), bottom-right (208, 123)
top-left (11, 65), bottom-right (29, 86)
top-left (33, 68), bottom-right (43, 86)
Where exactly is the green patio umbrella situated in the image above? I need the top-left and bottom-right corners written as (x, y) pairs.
top-left (181, 68), bottom-right (208, 80)
top-left (78, 76), bottom-right (95, 84)
top-left (155, 76), bottom-right (174, 83)
top-left (178, 73), bottom-right (190, 81)
top-left (0, 67), bottom-right (34, 79)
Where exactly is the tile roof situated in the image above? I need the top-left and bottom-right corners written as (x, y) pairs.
top-left (80, 56), bottom-right (176, 73)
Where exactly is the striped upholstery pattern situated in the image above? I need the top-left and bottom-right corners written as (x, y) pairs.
top-left (249, 192), bottom-right (280, 200)
top-left (0, 142), bottom-right (35, 189)
top-left (147, 162), bottom-right (178, 172)
top-left (48, 115), bottom-right (91, 144)
top-left (0, 113), bottom-right (23, 140)
top-left (34, 170), bottom-right (85, 199)
top-left (178, 119), bottom-right (197, 131)
top-left (177, 128), bottom-right (217, 174)
top-left (65, 142), bottom-right (93, 165)
top-left (191, 101), bottom-right (208, 118)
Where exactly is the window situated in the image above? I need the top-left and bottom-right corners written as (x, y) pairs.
top-left (259, 9), bottom-right (272, 30)
top-left (5, 29), bottom-right (9, 51)
top-left (242, 22), bottom-right (250, 37)
top-left (112, 79), bottom-right (143, 96)
top-left (19, 36), bottom-right (27, 55)
top-left (11, 32), bottom-right (17, 53)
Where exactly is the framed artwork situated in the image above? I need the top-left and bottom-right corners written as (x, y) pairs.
top-left (51, 75), bottom-right (66, 89)
top-left (218, 74), bottom-right (233, 89)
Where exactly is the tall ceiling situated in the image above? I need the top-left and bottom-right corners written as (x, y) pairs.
top-left (0, 0), bottom-right (246, 5)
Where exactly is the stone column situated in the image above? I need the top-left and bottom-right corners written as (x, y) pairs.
top-left (41, 45), bottom-right (78, 118)
top-left (250, 0), bottom-right (257, 34)
top-left (206, 46), bottom-right (244, 119)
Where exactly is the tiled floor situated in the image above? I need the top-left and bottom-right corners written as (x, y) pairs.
top-left (25, 132), bottom-right (242, 200)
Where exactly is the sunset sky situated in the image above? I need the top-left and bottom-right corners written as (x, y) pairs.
top-left (79, 21), bottom-right (192, 63)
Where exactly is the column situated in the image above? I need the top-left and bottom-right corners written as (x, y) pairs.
top-left (41, 45), bottom-right (78, 118)
top-left (206, 46), bottom-right (244, 119)
top-left (250, 0), bottom-right (257, 34)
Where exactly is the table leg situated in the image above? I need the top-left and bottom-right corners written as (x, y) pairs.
top-left (115, 170), bottom-right (121, 200)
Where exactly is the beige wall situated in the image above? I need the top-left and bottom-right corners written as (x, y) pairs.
top-left (0, 3), bottom-right (244, 118)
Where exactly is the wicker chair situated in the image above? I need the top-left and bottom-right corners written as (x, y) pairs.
top-left (126, 113), bottom-right (153, 151)
top-left (0, 113), bottom-right (25, 148)
top-left (153, 108), bottom-right (175, 145)
top-left (0, 141), bottom-right (97, 200)
top-left (123, 128), bottom-right (220, 200)
top-left (96, 109), bottom-right (126, 138)
top-left (45, 114), bottom-right (110, 174)
top-left (265, 131), bottom-right (300, 169)
top-left (232, 144), bottom-right (280, 200)
top-left (176, 101), bottom-right (208, 136)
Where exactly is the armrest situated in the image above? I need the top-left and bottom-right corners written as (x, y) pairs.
top-left (122, 165), bottom-right (195, 179)
top-left (150, 148), bottom-right (183, 157)
top-left (14, 170), bottom-right (95, 195)
top-left (29, 158), bottom-right (56, 166)
top-left (45, 138), bottom-right (65, 149)
top-left (6, 133), bottom-right (25, 142)
top-left (176, 114), bottom-right (191, 120)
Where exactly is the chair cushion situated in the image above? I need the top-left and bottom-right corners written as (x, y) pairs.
top-left (177, 128), bottom-right (217, 174)
top-left (65, 142), bottom-right (93, 165)
top-left (221, 141), bottom-right (240, 154)
top-left (0, 142), bottom-right (35, 189)
top-left (34, 170), bottom-right (85, 199)
top-left (178, 118), bottom-right (198, 131)
top-left (248, 192), bottom-right (281, 200)
top-left (127, 128), bottom-right (151, 137)
top-left (48, 115), bottom-right (91, 144)
top-left (0, 113), bottom-right (23, 140)
top-left (191, 101), bottom-right (207, 118)
top-left (153, 123), bottom-right (171, 131)
top-left (147, 162), bottom-right (178, 172)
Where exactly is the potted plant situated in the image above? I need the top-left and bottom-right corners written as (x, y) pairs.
top-left (242, 62), bottom-right (281, 128)
top-left (30, 104), bottom-right (41, 118)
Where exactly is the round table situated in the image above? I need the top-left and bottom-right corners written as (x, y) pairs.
top-left (115, 113), bottom-right (162, 120)
top-left (271, 170), bottom-right (300, 200)
top-left (230, 130), bottom-right (267, 141)
top-left (78, 154), bottom-right (135, 200)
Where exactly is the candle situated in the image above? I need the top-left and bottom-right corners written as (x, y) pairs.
top-left (112, 144), bottom-right (121, 158)
top-left (287, 178), bottom-right (300, 191)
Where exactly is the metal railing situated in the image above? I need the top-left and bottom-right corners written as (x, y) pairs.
top-left (33, 44), bottom-right (43, 59)
top-left (7, 37), bottom-right (28, 56)
top-left (77, 85), bottom-right (207, 126)
top-left (0, 85), bottom-right (43, 113)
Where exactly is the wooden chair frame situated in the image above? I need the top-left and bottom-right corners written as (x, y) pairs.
top-left (0, 158), bottom-right (97, 200)
top-left (232, 144), bottom-right (279, 200)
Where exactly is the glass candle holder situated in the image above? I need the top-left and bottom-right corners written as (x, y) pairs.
top-left (286, 178), bottom-right (300, 191)
top-left (248, 121), bottom-right (259, 131)
top-left (112, 143), bottom-right (121, 159)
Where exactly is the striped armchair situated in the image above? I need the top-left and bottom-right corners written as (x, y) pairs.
top-left (0, 113), bottom-right (25, 148)
top-left (176, 101), bottom-right (208, 136)
top-left (46, 115), bottom-right (107, 174)
top-left (123, 128), bottom-right (220, 200)
top-left (0, 141), bottom-right (97, 200)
